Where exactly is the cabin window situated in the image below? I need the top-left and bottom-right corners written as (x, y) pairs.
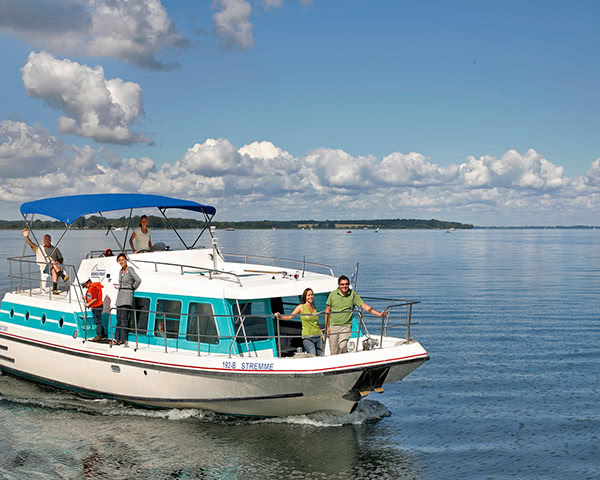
top-left (313, 293), bottom-right (328, 314)
top-left (187, 303), bottom-right (218, 344)
top-left (154, 299), bottom-right (182, 339)
top-left (235, 301), bottom-right (270, 343)
top-left (133, 297), bottom-right (151, 334)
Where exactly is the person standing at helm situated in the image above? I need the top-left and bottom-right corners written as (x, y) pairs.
top-left (129, 215), bottom-right (152, 253)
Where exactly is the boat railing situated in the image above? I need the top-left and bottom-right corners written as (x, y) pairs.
top-left (87, 297), bottom-right (418, 358)
top-left (131, 259), bottom-right (244, 286)
top-left (7, 255), bottom-right (83, 304)
top-left (222, 252), bottom-right (335, 277)
top-left (84, 251), bottom-right (245, 286)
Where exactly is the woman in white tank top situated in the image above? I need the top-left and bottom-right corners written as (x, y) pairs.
top-left (129, 215), bottom-right (153, 253)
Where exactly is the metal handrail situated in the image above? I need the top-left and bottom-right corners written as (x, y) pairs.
top-left (131, 258), bottom-right (244, 286)
top-left (7, 255), bottom-right (81, 303)
top-left (84, 299), bottom-right (418, 356)
top-left (222, 252), bottom-right (335, 277)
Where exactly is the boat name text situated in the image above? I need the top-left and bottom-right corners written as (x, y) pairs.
top-left (222, 361), bottom-right (275, 370)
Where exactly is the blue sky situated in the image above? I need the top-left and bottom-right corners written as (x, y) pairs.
top-left (1, 0), bottom-right (599, 226)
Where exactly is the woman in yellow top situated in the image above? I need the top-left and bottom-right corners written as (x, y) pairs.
top-left (275, 288), bottom-right (324, 356)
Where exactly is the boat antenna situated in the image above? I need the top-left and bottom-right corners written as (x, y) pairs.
top-left (210, 226), bottom-right (218, 271)
top-left (302, 256), bottom-right (306, 278)
top-left (352, 262), bottom-right (359, 291)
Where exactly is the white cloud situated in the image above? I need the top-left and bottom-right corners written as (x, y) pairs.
top-left (458, 149), bottom-right (565, 190)
top-left (263, 0), bottom-right (283, 8)
top-left (304, 148), bottom-right (377, 191)
top-left (212, 0), bottom-right (254, 49)
top-left (1, 129), bottom-right (600, 225)
top-left (22, 51), bottom-right (148, 145)
top-left (0, 121), bottom-right (64, 177)
top-left (180, 138), bottom-right (245, 175)
top-left (0, 0), bottom-right (189, 70)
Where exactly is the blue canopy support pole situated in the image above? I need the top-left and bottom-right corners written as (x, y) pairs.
top-left (51, 223), bottom-right (72, 253)
top-left (158, 208), bottom-right (189, 250)
top-left (21, 213), bottom-right (50, 264)
top-left (121, 208), bottom-right (133, 253)
top-left (98, 211), bottom-right (124, 251)
top-left (191, 211), bottom-right (215, 250)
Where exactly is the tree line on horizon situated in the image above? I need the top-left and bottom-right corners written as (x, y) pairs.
top-left (0, 215), bottom-right (473, 230)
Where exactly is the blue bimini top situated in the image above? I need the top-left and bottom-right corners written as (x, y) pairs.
top-left (21, 194), bottom-right (216, 225)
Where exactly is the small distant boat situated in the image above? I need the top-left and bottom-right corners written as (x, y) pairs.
top-left (375, 228), bottom-right (379, 233)
top-left (225, 227), bottom-right (235, 231)
top-left (346, 230), bottom-right (352, 234)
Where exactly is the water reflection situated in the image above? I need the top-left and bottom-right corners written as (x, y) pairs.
top-left (0, 372), bottom-right (421, 479)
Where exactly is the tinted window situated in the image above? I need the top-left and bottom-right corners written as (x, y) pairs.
top-left (155, 299), bottom-right (181, 339)
top-left (313, 293), bottom-right (328, 315)
top-left (187, 303), bottom-right (218, 344)
top-left (132, 297), bottom-right (151, 333)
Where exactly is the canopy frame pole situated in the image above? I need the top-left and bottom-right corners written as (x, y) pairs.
top-left (21, 213), bottom-right (72, 263)
top-left (122, 208), bottom-right (133, 253)
top-left (191, 211), bottom-right (215, 250)
top-left (21, 214), bottom-right (47, 261)
top-left (158, 208), bottom-right (190, 250)
top-left (98, 211), bottom-right (125, 252)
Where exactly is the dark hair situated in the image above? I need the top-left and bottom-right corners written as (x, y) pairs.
top-left (117, 253), bottom-right (127, 261)
top-left (139, 215), bottom-right (148, 227)
top-left (301, 288), bottom-right (314, 304)
top-left (338, 275), bottom-right (350, 285)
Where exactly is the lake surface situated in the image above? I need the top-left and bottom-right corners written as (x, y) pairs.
top-left (0, 228), bottom-right (598, 479)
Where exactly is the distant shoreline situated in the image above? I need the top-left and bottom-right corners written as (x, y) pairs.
top-left (0, 217), bottom-right (473, 230)
top-left (0, 218), bottom-right (597, 230)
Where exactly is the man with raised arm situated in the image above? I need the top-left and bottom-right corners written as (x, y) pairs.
top-left (23, 228), bottom-right (69, 294)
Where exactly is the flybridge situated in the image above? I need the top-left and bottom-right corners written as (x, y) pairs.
top-left (20, 193), bottom-right (217, 252)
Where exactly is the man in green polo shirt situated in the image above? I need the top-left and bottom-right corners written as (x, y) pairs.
top-left (325, 275), bottom-right (385, 355)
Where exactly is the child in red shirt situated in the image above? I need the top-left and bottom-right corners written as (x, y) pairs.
top-left (83, 279), bottom-right (105, 341)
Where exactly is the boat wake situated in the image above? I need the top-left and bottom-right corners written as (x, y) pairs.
top-left (0, 386), bottom-right (390, 426)
top-left (1, 369), bottom-right (390, 425)
top-left (250, 400), bottom-right (392, 427)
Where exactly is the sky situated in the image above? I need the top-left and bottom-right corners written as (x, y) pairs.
top-left (1, 0), bottom-right (600, 226)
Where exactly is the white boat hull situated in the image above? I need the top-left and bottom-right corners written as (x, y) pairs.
top-left (0, 324), bottom-right (428, 416)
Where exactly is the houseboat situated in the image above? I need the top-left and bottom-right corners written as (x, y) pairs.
top-left (0, 194), bottom-right (429, 417)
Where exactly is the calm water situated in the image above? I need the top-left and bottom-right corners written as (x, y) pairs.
top-left (0, 228), bottom-right (598, 479)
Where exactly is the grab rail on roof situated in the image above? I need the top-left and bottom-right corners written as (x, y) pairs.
top-left (222, 252), bottom-right (335, 277)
